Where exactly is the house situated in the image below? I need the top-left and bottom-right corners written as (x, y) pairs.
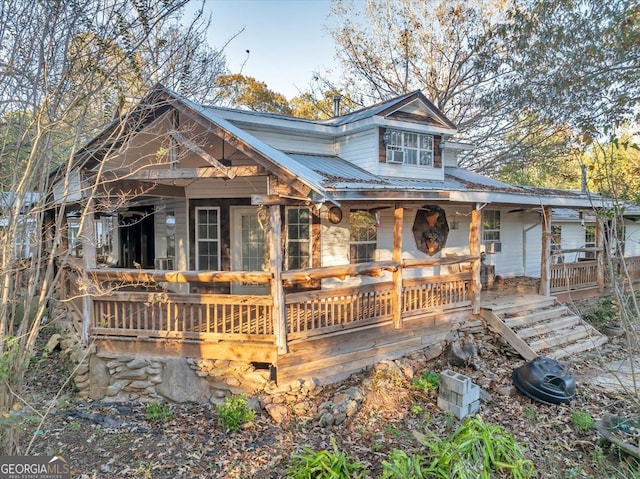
top-left (47, 84), bottom-right (633, 403)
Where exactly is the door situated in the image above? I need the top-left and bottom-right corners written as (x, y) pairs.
top-left (230, 206), bottom-right (268, 295)
top-left (119, 208), bottom-right (155, 268)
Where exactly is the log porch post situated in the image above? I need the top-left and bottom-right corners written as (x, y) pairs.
top-left (539, 206), bottom-right (552, 296)
top-left (469, 204), bottom-right (482, 314)
top-left (81, 200), bottom-right (97, 343)
top-left (268, 205), bottom-right (288, 354)
top-left (391, 204), bottom-right (404, 329)
top-left (596, 214), bottom-right (605, 292)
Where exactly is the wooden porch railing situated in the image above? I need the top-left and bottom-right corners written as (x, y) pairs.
top-left (92, 292), bottom-right (274, 341)
top-left (59, 256), bottom-right (477, 347)
top-left (550, 260), bottom-right (598, 292)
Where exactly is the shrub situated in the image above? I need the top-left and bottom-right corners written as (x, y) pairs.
top-left (570, 410), bottom-right (594, 431)
top-left (287, 437), bottom-right (367, 479)
top-left (145, 401), bottom-right (172, 422)
top-left (381, 449), bottom-right (427, 479)
top-left (216, 394), bottom-right (255, 431)
top-left (420, 415), bottom-right (535, 479)
top-left (412, 371), bottom-right (440, 392)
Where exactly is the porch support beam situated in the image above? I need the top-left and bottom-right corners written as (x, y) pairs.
top-left (171, 132), bottom-right (236, 179)
top-left (596, 214), bottom-right (605, 292)
top-left (469, 204), bottom-right (482, 314)
top-left (268, 205), bottom-right (288, 354)
top-left (539, 206), bottom-right (552, 296)
top-left (391, 204), bottom-right (404, 329)
top-left (81, 200), bottom-right (97, 343)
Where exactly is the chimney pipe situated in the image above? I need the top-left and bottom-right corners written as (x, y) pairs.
top-left (333, 95), bottom-right (342, 116)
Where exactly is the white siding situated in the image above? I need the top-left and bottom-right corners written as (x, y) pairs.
top-left (481, 209), bottom-right (540, 278)
top-left (185, 177), bottom-right (267, 198)
top-left (624, 221), bottom-right (640, 257)
top-left (336, 130), bottom-right (378, 172)
top-left (379, 162), bottom-right (444, 181)
top-left (241, 127), bottom-right (334, 155)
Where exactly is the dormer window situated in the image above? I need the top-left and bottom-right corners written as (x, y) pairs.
top-left (384, 129), bottom-right (434, 167)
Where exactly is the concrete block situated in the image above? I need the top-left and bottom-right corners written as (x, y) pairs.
top-left (438, 383), bottom-right (480, 407)
top-left (440, 369), bottom-right (472, 394)
top-left (437, 396), bottom-right (480, 419)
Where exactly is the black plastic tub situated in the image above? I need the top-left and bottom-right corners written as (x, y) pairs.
top-left (512, 356), bottom-right (575, 404)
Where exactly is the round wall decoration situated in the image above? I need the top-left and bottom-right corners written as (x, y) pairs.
top-left (328, 206), bottom-right (343, 224)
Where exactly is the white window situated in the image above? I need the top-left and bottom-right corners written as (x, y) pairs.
top-left (285, 207), bottom-right (311, 270)
top-left (195, 207), bottom-right (220, 270)
top-left (350, 210), bottom-right (377, 264)
top-left (482, 210), bottom-right (501, 243)
top-left (584, 225), bottom-right (596, 259)
top-left (385, 129), bottom-right (434, 166)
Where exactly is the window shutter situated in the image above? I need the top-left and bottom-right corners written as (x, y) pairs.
top-left (379, 128), bottom-right (387, 163)
top-left (434, 136), bottom-right (442, 168)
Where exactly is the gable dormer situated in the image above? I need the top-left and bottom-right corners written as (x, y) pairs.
top-left (373, 94), bottom-right (456, 180)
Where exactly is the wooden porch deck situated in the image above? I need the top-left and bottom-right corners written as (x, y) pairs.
top-left (59, 256), bottom-right (640, 386)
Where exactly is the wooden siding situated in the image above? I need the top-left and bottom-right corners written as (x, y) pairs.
top-left (185, 176), bottom-right (267, 199)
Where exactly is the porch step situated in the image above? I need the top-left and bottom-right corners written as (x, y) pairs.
top-left (483, 296), bottom-right (556, 316)
top-left (482, 296), bottom-right (607, 361)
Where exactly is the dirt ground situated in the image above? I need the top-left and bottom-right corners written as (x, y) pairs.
top-left (16, 314), bottom-right (640, 478)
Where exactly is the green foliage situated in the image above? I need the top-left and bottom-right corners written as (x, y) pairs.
top-left (584, 299), bottom-right (617, 324)
top-left (412, 371), bottom-right (440, 392)
top-left (524, 405), bottom-right (537, 422)
top-left (0, 337), bottom-right (19, 382)
top-left (287, 437), bottom-right (367, 479)
top-left (381, 449), bottom-right (427, 479)
top-left (145, 401), bottom-right (172, 422)
top-left (570, 410), bottom-right (594, 431)
top-left (216, 394), bottom-right (255, 432)
top-left (418, 415), bottom-right (535, 479)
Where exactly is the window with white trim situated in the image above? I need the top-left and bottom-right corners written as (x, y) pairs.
top-left (385, 129), bottom-right (434, 166)
top-left (285, 207), bottom-right (311, 270)
top-left (482, 210), bottom-right (501, 243)
top-left (349, 210), bottom-right (377, 264)
top-left (195, 207), bottom-right (220, 270)
top-left (584, 225), bottom-right (596, 259)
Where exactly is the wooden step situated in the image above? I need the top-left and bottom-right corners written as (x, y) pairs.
top-left (529, 324), bottom-right (595, 352)
top-left (546, 335), bottom-right (608, 359)
top-left (502, 306), bottom-right (572, 328)
top-left (487, 297), bottom-right (557, 316)
top-left (515, 315), bottom-right (581, 339)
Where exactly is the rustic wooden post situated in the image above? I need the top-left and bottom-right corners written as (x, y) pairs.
top-left (539, 206), bottom-right (551, 296)
top-left (268, 205), bottom-right (288, 354)
top-left (596, 214), bottom-right (605, 292)
top-left (469, 204), bottom-right (482, 314)
top-left (81, 201), bottom-right (97, 343)
top-left (391, 204), bottom-right (404, 329)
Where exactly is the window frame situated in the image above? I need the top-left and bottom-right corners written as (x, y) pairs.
top-left (285, 206), bottom-right (312, 270)
top-left (195, 206), bottom-right (221, 271)
top-left (482, 210), bottom-right (501, 243)
top-left (349, 210), bottom-right (378, 264)
top-left (386, 129), bottom-right (434, 167)
top-left (584, 225), bottom-right (596, 259)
